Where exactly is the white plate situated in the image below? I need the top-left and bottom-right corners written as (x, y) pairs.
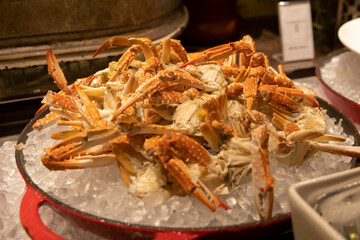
top-left (338, 18), bottom-right (360, 55)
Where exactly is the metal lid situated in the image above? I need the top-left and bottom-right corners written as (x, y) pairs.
top-left (0, 2), bottom-right (188, 69)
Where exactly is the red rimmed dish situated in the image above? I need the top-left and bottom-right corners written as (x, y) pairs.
top-left (15, 98), bottom-right (360, 240)
top-left (316, 48), bottom-right (360, 125)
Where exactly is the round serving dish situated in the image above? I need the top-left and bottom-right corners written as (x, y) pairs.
top-left (15, 98), bottom-right (360, 240)
top-left (316, 48), bottom-right (360, 125)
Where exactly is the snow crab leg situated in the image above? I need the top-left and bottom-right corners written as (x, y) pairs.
top-left (270, 114), bottom-right (360, 166)
top-left (41, 127), bottom-right (120, 170)
top-left (179, 35), bottom-right (255, 68)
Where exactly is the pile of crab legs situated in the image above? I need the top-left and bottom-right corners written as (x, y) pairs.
top-left (33, 35), bottom-right (360, 221)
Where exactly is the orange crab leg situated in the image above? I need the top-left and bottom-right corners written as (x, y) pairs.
top-left (259, 85), bottom-right (319, 111)
top-left (93, 36), bottom-right (154, 59)
top-left (259, 85), bottom-right (297, 112)
top-left (117, 122), bottom-right (190, 135)
top-left (310, 142), bottom-right (360, 158)
top-left (35, 91), bottom-right (83, 130)
top-left (112, 69), bottom-right (206, 120)
top-left (43, 154), bottom-right (116, 170)
top-left (112, 76), bottom-right (162, 120)
top-left (33, 112), bottom-right (61, 130)
top-left (166, 158), bottom-right (228, 211)
top-left (109, 45), bottom-right (143, 82)
top-left (92, 36), bottom-right (132, 58)
top-left (221, 65), bottom-right (243, 77)
top-left (46, 49), bottom-right (71, 95)
top-left (170, 39), bottom-right (189, 63)
top-left (243, 76), bottom-right (258, 111)
top-left (251, 125), bottom-right (274, 220)
top-left (51, 129), bottom-right (83, 140)
top-left (42, 91), bottom-right (78, 111)
top-left (41, 127), bottom-right (120, 169)
top-left (35, 104), bottom-right (49, 116)
top-left (144, 133), bottom-right (228, 211)
top-left (149, 91), bottom-right (187, 105)
top-left (179, 38), bottom-right (254, 68)
top-left (71, 85), bottom-right (107, 128)
top-left (148, 87), bottom-right (199, 106)
top-left (276, 86), bottom-right (319, 108)
top-left (158, 70), bottom-right (207, 90)
top-left (200, 122), bottom-right (221, 152)
top-left (128, 38), bottom-right (154, 60)
top-left (160, 38), bottom-right (172, 64)
top-left (93, 37), bottom-right (155, 83)
top-left (46, 50), bottom-right (108, 128)
top-left (272, 113), bottom-right (300, 135)
top-left (110, 134), bottom-right (149, 188)
top-left (228, 82), bottom-right (244, 98)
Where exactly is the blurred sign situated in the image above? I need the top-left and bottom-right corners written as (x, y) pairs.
top-left (278, 1), bottom-right (315, 62)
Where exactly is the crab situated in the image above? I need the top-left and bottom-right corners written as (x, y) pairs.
top-left (269, 108), bottom-right (360, 166)
top-left (144, 133), bottom-right (229, 211)
top-left (33, 35), bottom-right (360, 221)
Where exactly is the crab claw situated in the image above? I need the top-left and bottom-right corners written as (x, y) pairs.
top-left (169, 39), bottom-right (190, 63)
top-left (200, 122), bottom-right (221, 152)
top-left (166, 158), bottom-right (229, 211)
top-left (251, 125), bottom-right (274, 220)
top-left (128, 38), bottom-right (154, 60)
top-left (93, 36), bottom-right (131, 58)
top-left (46, 49), bottom-right (71, 95)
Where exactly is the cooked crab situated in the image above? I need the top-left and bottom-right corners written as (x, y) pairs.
top-left (33, 36), bottom-right (360, 221)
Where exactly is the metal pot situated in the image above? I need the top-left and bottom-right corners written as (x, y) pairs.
top-left (0, 1), bottom-right (189, 69)
top-left (15, 98), bottom-right (360, 240)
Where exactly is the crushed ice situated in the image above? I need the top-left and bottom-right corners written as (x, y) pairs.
top-left (0, 114), bottom-right (355, 239)
top-left (320, 51), bottom-right (360, 104)
top-left (19, 114), bottom-right (354, 229)
top-left (0, 140), bottom-right (107, 240)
